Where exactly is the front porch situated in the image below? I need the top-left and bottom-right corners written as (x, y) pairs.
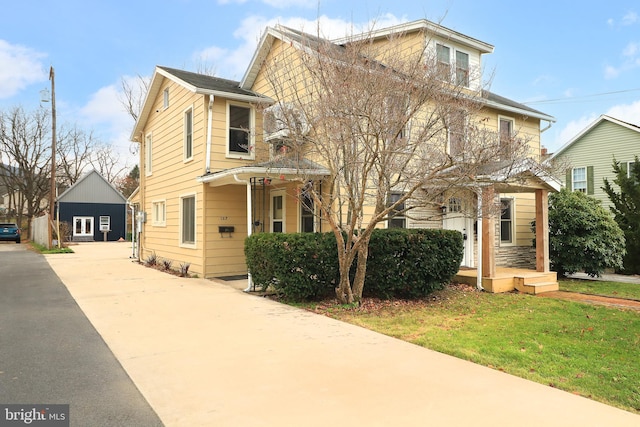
top-left (455, 267), bottom-right (559, 294)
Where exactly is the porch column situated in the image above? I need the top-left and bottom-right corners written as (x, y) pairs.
top-left (481, 185), bottom-right (496, 278)
top-left (535, 189), bottom-right (550, 272)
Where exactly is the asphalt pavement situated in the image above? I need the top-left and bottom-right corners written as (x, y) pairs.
top-left (0, 243), bottom-right (163, 426)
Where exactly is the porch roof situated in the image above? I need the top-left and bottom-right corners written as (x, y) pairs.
top-left (197, 158), bottom-right (330, 187)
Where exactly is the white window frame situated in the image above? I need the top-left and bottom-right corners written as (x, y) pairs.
top-left (145, 132), bottom-right (153, 176)
top-left (299, 185), bottom-right (315, 233)
top-left (498, 115), bottom-right (515, 158)
top-left (163, 88), bottom-right (169, 109)
top-left (180, 194), bottom-right (197, 248)
top-left (455, 49), bottom-right (470, 87)
top-left (271, 189), bottom-right (286, 233)
top-left (627, 161), bottom-right (638, 178)
top-left (184, 106), bottom-right (193, 162)
top-left (572, 167), bottom-right (587, 193)
top-left (447, 111), bottom-right (467, 157)
top-left (500, 198), bottom-right (515, 246)
top-left (152, 200), bottom-right (166, 226)
top-left (387, 192), bottom-right (407, 229)
top-left (226, 101), bottom-right (255, 159)
top-left (99, 216), bottom-right (110, 232)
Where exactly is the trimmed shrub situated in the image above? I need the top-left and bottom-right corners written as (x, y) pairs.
top-left (245, 228), bottom-right (463, 301)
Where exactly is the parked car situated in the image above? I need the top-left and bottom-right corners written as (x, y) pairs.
top-left (0, 223), bottom-right (21, 243)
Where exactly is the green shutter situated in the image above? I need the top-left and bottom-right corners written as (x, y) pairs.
top-left (566, 169), bottom-right (572, 190)
top-left (587, 166), bottom-right (594, 195)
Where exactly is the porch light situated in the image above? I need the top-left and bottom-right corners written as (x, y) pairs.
top-left (440, 205), bottom-right (447, 214)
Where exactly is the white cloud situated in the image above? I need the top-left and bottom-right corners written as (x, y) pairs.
top-left (623, 42), bottom-right (639, 57)
top-left (605, 99), bottom-right (640, 125)
top-left (604, 64), bottom-right (620, 79)
top-left (622, 11), bottom-right (638, 26)
top-left (262, 0), bottom-right (317, 8)
top-left (550, 114), bottom-right (599, 152)
top-left (0, 40), bottom-right (47, 99)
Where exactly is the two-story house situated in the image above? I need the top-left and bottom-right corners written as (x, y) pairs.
top-left (551, 114), bottom-right (640, 209)
top-left (133, 19), bottom-right (560, 293)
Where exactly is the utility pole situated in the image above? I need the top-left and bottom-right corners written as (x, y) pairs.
top-left (49, 66), bottom-right (57, 249)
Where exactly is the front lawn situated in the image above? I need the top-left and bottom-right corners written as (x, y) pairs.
top-left (560, 279), bottom-right (640, 300)
top-left (306, 284), bottom-right (640, 414)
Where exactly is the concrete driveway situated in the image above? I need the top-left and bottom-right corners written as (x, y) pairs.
top-left (45, 242), bottom-right (640, 426)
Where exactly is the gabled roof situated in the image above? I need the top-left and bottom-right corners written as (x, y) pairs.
top-left (57, 170), bottom-right (127, 204)
top-left (241, 23), bottom-right (554, 123)
top-left (131, 66), bottom-right (271, 141)
top-left (551, 114), bottom-right (640, 159)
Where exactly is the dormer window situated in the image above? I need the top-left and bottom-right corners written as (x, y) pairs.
top-left (435, 43), bottom-right (471, 88)
top-left (455, 51), bottom-right (469, 87)
top-left (436, 44), bottom-right (450, 80)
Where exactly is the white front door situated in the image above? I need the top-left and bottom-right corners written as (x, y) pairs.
top-left (443, 198), bottom-right (474, 267)
top-left (73, 216), bottom-right (93, 237)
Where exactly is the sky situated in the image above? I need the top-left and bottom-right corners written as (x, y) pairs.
top-left (2, 0), bottom-right (639, 171)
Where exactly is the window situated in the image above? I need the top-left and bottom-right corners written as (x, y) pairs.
top-left (228, 104), bottom-right (253, 157)
top-left (184, 107), bottom-right (193, 160)
top-left (436, 44), bottom-right (450, 80)
top-left (271, 191), bottom-right (285, 233)
top-left (500, 198), bottom-right (514, 244)
top-left (181, 195), bottom-right (196, 246)
top-left (145, 133), bottom-right (152, 176)
top-left (388, 192), bottom-right (406, 228)
top-left (627, 161), bottom-right (639, 179)
top-left (152, 201), bottom-right (166, 226)
top-left (163, 88), bottom-right (169, 109)
top-left (447, 111), bottom-right (466, 157)
top-left (300, 185), bottom-right (314, 233)
top-left (455, 51), bottom-right (469, 87)
top-left (572, 167), bottom-right (587, 193)
top-left (499, 117), bottom-right (514, 158)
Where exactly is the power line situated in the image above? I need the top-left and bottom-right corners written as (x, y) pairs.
top-left (523, 88), bottom-right (640, 105)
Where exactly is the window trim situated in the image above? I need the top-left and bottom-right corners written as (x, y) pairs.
top-left (184, 106), bottom-right (193, 162)
top-left (145, 132), bottom-right (153, 176)
top-left (499, 197), bottom-right (515, 246)
top-left (271, 189), bottom-right (286, 233)
top-left (627, 161), bottom-right (638, 179)
top-left (498, 115), bottom-right (515, 158)
top-left (387, 192), bottom-right (407, 229)
top-left (455, 49), bottom-right (470, 87)
top-left (163, 88), bottom-right (169, 110)
top-left (571, 166), bottom-right (587, 193)
top-left (179, 193), bottom-right (197, 248)
top-left (152, 200), bottom-right (166, 227)
top-left (226, 101), bottom-right (255, 159)
top-left (299, 185), bottom-right (315, 233)
top-left (447, 110), bottom-right (467, 157)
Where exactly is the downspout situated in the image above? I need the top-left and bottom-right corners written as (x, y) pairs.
top-left (476, 188), bottom-right (484, 291)
top-left (234, 174), bottom-right (254, 292)
top-left (540, 120), bottom-right (552, 133)
top-left (129, 203), bottom-right (136, 259)
top-left (205, 95), bottom-right (214, 174)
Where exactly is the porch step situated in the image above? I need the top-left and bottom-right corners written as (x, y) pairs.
top-left (514, 272), bottom-right (559, 295)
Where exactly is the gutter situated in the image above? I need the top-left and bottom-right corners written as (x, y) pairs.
top-left (205, 95), bottom-right (214, 173)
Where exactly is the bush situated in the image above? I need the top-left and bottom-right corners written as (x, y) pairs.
top-left (245, 229), bottom-right (463, 301)
top-left (546, 188), bottom-right (625, 277)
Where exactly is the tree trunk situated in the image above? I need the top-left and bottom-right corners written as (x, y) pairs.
top-left (351, 235), bottom-right (370, 303)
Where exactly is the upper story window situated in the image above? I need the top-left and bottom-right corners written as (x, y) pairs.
top-left (455, 51), bottom-right (469, 87)
top-left (572, 167), bottom-right (587, 193)
top-left (145, 133), bottom-right (153, 176)
top-left (499, 117), bottom-right (514, 158)
top-left (447, 111), bottom-right (466, 157)
top-left (435, 43), bottom-right (471, 88)
top-left (163, 88), bottom-right (169, 109)
top-left (436, 44), bottom-right (450, 80)
top-left (184, 107), bottom-right (193, 161)
top-left (228, 103), bottom-right (254, 158)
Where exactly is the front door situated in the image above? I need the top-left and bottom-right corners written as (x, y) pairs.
top-left (443, 198), bottom-right (474, 267)
top-left (73, 216), bottom-right (93, 238)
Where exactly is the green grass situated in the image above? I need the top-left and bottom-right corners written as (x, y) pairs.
top-left (29, 242), bottom-right (74, 254)
top-left (313, 286), bottom-right (640, 413)
top-left (560, 279), bottom-right (640, 300)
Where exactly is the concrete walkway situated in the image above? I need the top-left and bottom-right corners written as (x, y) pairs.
top-left (46, 242), bottom-right (640, 427)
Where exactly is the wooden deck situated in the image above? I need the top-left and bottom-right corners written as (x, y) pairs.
top-left (454, 267), bottom-right (559, 294)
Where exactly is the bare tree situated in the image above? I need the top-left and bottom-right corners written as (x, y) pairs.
top-left (90, 144), bottom-right (127, 183)
top-left (0, 107), bottom-right (52, 229)
top-left (259, 25), bottom-right (537, 304)
top-left (56, 124), bottom-right (99, 188)
top-left (118, 74), bottom-right (151, 123)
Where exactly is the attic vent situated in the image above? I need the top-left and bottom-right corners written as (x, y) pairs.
top-left (263, 103), bottom-right (309, 141)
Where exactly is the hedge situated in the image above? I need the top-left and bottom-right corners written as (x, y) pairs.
top-left (245, 228), bottom-right (463, 301)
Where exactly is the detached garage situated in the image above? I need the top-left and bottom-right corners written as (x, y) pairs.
top-left (57, 170), bottom-right (127, 242)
